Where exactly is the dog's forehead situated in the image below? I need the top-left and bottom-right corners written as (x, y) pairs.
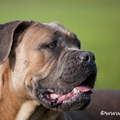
top-left (29, 23), bottom-right (62, 38)
top-left (22, 22), bottom-right (78, 47)
top-left (22, 22), bottom-right (56, 44)
top-left (34, 22), bottom-right (77, 40)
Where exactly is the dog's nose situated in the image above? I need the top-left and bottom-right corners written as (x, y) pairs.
top-left (76, 51), bottom-right (95, 63)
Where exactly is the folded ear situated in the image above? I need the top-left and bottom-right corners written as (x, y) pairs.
top-left (0, 20), bottom-right (33, 65)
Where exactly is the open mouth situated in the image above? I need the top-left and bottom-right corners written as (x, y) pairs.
top-left (37, 73), bottom-right (96, 111)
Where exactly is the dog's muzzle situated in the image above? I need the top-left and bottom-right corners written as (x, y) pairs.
top-left (34, 50), bottom-right (97, 111)
top-left (61, 51), bottom-right (96, 83)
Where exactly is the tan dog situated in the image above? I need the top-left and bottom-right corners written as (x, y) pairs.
top-left (0, 20), bottom-right (97, 120)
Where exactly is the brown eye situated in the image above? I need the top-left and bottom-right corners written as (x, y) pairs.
top-left (48, 42), bottom-right (57, 49)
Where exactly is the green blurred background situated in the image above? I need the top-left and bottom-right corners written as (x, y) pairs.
top-left (0, 0), bottom-right (120, 89)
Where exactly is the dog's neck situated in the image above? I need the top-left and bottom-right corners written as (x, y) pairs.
top-left (0, 60), bottom-right (36, 120)
top-left (28, 105), bottom-right (60, 120)
top-left (16, 103), bottom-right (60, 120)
top-left (0, 60), bottom-right (60, 120)
top-left (0, 60), bottom-right (22, 120)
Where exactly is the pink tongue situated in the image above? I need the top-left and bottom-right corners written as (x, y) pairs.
top-left (76, 85), bottom-right (94, 93)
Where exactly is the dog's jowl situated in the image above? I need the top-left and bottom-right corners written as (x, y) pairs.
top-left (0, 20), bottom-right (97, 120)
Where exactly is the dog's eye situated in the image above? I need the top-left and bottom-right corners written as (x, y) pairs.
top-left (48, 42), bottom-right (57, 49)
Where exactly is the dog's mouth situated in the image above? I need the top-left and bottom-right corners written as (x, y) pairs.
top-left (36, 73), bottom-right (96, 111)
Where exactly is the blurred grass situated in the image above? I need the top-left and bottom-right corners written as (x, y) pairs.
top-left (0, 0), bottom-right (120, 89)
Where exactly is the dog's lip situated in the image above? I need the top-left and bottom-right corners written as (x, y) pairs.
top-left (37, 85), bottom-right (93, 108)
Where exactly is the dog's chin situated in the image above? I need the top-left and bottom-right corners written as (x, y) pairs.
top-left (35, 85), bottom-right (93, 111)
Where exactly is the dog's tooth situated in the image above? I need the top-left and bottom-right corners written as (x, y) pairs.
top-left (73, 88), bottom-right (78, 93)
top-left (73, 88), bottom-right (80, 93)
top-left (77, 90), bottom-right (80, 93)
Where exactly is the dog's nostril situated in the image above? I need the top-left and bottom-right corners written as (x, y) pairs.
top-left (77, 52), bottom-right (95, 63)
top-left (80, 55), bottom-right (89, 61)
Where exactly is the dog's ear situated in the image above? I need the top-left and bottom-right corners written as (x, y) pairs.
top-left (0, 20), bottom-right (34, 65)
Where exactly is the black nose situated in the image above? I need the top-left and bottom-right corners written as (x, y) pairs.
top-left (76, 51), bottom-right (95, 63)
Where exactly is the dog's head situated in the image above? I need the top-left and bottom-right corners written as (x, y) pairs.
top-left (0, 20), bottom-right (97, 111)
